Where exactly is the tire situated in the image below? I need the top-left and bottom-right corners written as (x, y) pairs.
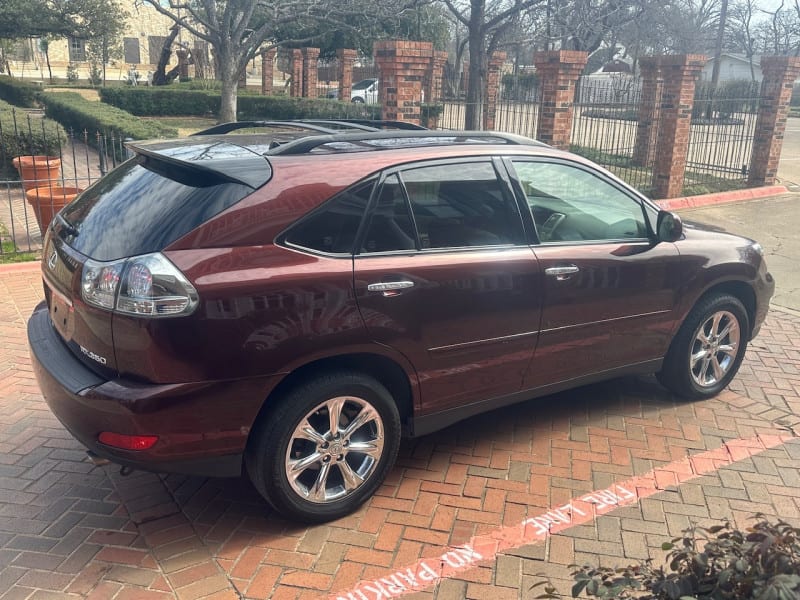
top-left (657, 293), bottom-right (749, 399)
top-left (351, 97), bottom-right (365, 103)
top-left (246, 371), bottom-right (401, 522)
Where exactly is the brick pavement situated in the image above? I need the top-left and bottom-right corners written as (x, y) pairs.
top-left (0, 261), bottom-right (798, 599)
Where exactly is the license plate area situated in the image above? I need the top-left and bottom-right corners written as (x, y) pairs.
top-left (48, 283), bottom-right (75, 342)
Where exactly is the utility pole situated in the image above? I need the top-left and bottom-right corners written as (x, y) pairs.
top-left (711, 0), bottom-right (728, 89)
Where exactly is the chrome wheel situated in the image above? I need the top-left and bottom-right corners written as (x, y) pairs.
top-left (285, 395), bottom-right (384, 504)
top-left (689, 310), bottom-right (740, 388)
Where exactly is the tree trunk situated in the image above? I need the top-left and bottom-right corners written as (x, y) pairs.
top-left (153, 25), bottom-right (180, 86)
top-left (464, 33), bottom-right (485, 130)
top-left (219, 71), bottom-right (239, 123)
top-left (44, 47), bottom-right (53, 83)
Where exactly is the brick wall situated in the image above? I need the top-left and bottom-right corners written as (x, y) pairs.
top-left (533, 50), bottom-right (589, 150)
top-left (374, 40), bottom-right (434, 125)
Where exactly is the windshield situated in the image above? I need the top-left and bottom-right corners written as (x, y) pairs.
top-left (352, 79), bottom-right (376, 90)
top-left (61, 156), bottom-right (253, 261)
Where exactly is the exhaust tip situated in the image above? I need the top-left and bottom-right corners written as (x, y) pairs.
top-left (86, 450), bottom-right (111, 467)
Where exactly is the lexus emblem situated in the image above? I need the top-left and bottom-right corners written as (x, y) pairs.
top-left (47, 250), bottom-right (58, 271)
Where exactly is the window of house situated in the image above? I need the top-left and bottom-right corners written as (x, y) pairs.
top-left (68, 38), bottom-right (86, 62)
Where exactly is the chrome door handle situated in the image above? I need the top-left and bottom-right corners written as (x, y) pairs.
top-left (545, 265), bottom-right (579, 281)
top-left (367, 281), bottom-right (415, 295)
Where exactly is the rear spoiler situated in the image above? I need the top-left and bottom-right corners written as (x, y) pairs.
top-left (125, 141), bottom-right (271, 189)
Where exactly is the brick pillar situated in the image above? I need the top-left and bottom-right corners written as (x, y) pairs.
top-left (261, 48), bottom-right (276, 95)
top-left (483, 52), bottom-right (506, 130)
top-left (374, 40), bottom-right (433, 125)
top-left (748, 56), bottom-right (800, 186)
top-left (422, 51), bottom-right (448, 128)
top-left (632, 57), bottom-right (663, 166)
top-left (533, 50), bottom-right (589, 150)
top-left (302, 47), bottom-right (320, 98)
top-left (290, 49), bottom-right (303, 98)
top-left (337, 48), bottom-right (357, 102)
top-left (650, 55), bottom-right (706, 199)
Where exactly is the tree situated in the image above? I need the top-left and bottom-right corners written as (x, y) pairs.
top-left (727, 0), bottom-right (758, 80)
top-left (141, 0), bottom-right (424, 123)
top-left (440, 0), bottom-right (546, 129)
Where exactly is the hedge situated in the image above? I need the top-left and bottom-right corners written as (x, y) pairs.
top-left (40, 92), bottom-right (177, 139)
top-left (0, 99), bottom-right (66, 180)
top-left (99, 86), bottom-right (381, 120)
top-left (0, 76), bottom-right (40, 108)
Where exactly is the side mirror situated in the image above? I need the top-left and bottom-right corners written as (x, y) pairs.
top-left (657, 211), bottom-right (683, 243)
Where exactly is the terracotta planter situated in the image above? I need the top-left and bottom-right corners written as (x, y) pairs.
top-left (26, 186), bottom-right (82, 233)
top-left (12, 156), bottom-right (62, 191)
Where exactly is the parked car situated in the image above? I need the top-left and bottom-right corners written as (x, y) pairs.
top-left (29, 121), bottom-right (774, 522)
top-left (325, 78), bottom-right (379, 103)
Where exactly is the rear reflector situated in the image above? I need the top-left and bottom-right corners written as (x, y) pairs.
top-left (98, 432), bottom-right (158, 451)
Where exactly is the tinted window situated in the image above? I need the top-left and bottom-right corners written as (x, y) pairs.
top-left (511, 161), bottom-right (648, 243)
top-left (285, 182), bottom-right (373, 254)
top-left (400, 162), bottom-right (524, 249)
top-left (61, 157), bottom-right (252, 261)
top-left (361, 175), bottom-right (416, 253)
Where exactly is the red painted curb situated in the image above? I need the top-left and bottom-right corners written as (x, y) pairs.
top-left (655, 185), bottom-right (790, 211)
top-left (0, 261), bottom-right (40, 275)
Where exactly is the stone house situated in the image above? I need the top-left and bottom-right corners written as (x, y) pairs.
top-left (8, 1), bottom-right (207, 81)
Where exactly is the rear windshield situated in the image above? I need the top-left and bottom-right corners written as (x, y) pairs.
top-left (61, 156), bottom-right (253, 261)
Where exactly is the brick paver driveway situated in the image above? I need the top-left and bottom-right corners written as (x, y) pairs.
top-left (1, 261), bottom-right (798, 600)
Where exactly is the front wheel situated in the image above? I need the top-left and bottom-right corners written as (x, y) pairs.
top-left (657, 293), bottom-right (749, 399)
top-left (246, 372), bottom-right (401, 522)
top-left (351, 97), bottom-right (365, 103)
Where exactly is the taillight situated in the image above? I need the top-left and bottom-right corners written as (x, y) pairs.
top-left (98, 432), bottom-right (158, 450)
top-left (81, 253), bottom-right (198, 318)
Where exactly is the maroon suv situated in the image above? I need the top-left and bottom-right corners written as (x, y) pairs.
top-left (29, 122), bottom-right (774, 521)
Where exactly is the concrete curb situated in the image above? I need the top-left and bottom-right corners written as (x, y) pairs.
top-left (654, 185), bottom-right (790, 211)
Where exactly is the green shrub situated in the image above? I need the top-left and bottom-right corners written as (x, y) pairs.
top-left (99, 86), bottom-right (381, 120)
top-left (534, 514), bottom-right (800, 599)
top-left (0, 99), bottom-right (66, 180)
top-left (0, 76), bottom-right (40, 108)
top-left (236, 95), bottom-right (380, 120)
top-left (40, 92), bottom-right (177, 162)
top-left (40, 92), bottom-right (177, 139)
top-left (99, 87), bottom-right (220, 116)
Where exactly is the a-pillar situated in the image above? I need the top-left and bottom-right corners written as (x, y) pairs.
top-left (650, 55), bottom-right (706, 199)
top-left (632, 57), bottom-right (663, 167)
top-left (302, 47), bottom-right (320, 98)
top-left (533, 50), bottom-right (588, 150)
top-left (290, 49), bottom-right (303, 98)
top-left (483, 52), bottom-right (506, 130)
top-left (748, 56), bottom-right (800, 186)
top-left (337, 48), bottom-right (357, 102)
top-left (261, 48), bottom-right (276, 95)
top-left (374, 40), bottom-right (433, 125)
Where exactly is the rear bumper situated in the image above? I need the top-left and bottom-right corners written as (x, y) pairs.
top-left (28, 302), bottom-right (277, 477)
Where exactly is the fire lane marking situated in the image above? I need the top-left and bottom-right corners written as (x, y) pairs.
top-left (331, 433), bottom-right (794, 600)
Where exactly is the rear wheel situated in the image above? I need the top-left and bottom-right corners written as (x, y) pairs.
top-left (657, 293), bottom-right (749, 399)
top-left (246, 372), bottom-right (401, 522)
top-left (351, 97), bottom-right (365, 103)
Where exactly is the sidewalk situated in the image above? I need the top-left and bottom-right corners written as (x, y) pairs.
top-left (0, 198), bottom-right (798, 599)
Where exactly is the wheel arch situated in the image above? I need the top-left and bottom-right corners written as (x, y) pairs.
top-left (249, 352), bottom-right (417, 446)
top-left (695, 279), bottom-right (757, 338)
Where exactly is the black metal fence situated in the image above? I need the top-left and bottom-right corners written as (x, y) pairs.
top-left (684, 80), bottom-right (762, 194)
top-left (1, 109), bottom-right (125, 258)
top-left (570, 75), bottom-right (657, 194)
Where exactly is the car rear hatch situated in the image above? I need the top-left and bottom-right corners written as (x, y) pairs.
top-left (41, 137), bottom-right (273, 379)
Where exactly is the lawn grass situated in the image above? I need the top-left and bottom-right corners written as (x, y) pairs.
top-left (0, 224), bottom-right (38, 263)
top-left (143, 116), bottom-right (217, 136)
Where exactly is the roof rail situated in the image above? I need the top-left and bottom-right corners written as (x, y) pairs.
top-left (267, 130), bottom-right (543, 155)
top-left (303, 119), bottom-right (428, 131)
top-left (190, 120), bottom-right (351, 136)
